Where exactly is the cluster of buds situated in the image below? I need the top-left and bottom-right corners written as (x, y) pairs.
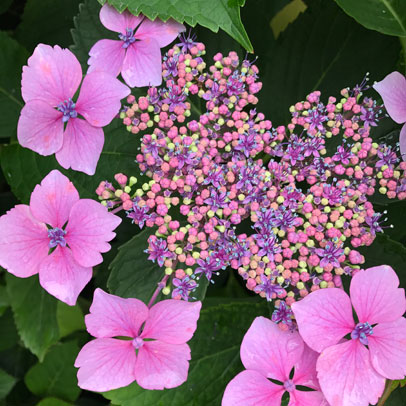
top-left (97, 33), bottom-right (406, 317)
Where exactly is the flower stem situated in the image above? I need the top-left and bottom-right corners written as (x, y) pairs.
top-left (111, 206), bottom-right (123, 214)
top-left (377, 380), bottom-right (394, 406)
top-left (147, 274), bottom-right (170, 308)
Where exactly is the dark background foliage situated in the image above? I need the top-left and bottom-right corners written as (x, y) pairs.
top-left (0, 0), bottom-right (405, 404)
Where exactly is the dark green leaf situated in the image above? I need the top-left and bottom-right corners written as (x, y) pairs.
top-left (97, 0), bottom-right (253, 52)
top-left (6, 274), bottom-right (59, 361)
top-left (104, 302), bottom-right (268, 405)
top-left (36, 398), bottom-right (73, 406)
top-left (358, 234), bottom-right (406, 288)
top-left (1, 119), bottom-right (139, 203)
top-left (0, 31), bottom-right (28, 139)
top-left (0, 368), bottom-right (16, 400)
top-left (0, 285), bottom-right (9, 316)
top-left (385, 384), bottom-right (406, 405)
top-left (335, 0), bottom-right (406, 37)
top-left (0, 0), bottom-right (13, 15)
top-left (0, 308), bottom-right (19, 352)
top-left (56, 301), bottom-right (85, 338)
top-left (107, 227), bottom-right (163, 303)
top-left (25, 341), bottom-right (81, 402)
top-left (15, 0), bottom-right (82, 52)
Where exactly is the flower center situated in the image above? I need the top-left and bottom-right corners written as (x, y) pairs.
top-left (48, 227), bottom-right (67, 248)
top-left (132, 337), bottom-right (144, 349)
top-left (351, 322), bottom-right (373, 345)
top-left (119, 28), bottom-right (137, 49)
top-left (283, 379), bottom-right (296, 393)
top-left (57, 98), bottom-right (77, 122)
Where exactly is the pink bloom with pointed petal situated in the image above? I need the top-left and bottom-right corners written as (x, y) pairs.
top-left (75, 289), bottom-right (201, 391)
top-left (18, 44), bottom-right (130, 175)
top-left (222, 317), bottom-right (327, 406)
top-left (373, 71), bottom-right (406, 161)
top-left (292, 265), bottom-right (406, 406)
top-left (88, 4), bottom-right (185, 87)
top-left (0, 170), bottom-right (121, 305)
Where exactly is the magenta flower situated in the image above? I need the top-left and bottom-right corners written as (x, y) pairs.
top-left (292, 265), bottom-right (406, 406)
top-left (222, 317), bottom-right (327, 406)
top-left (18, 44), bottom-right (130, 175)
top-left (373, 71), bottom-right (406, 161)
top-left (88, 4), bottom-right (185, 87)
top-left (0, 170), bottom-right (121, 305)
top-left (75, 289), bottom-right (201, 391)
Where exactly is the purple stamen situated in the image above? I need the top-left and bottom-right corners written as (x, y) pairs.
top-left (132, 337), bottom-right (144, 350)
top-left (57, 98), bottom-right (77, 123)
top-left (119, 28), bottom-right (137, 49)
top-left (283, 379), bottom-right (296, 392)
top-left (351, 322), bottom-right (373, 345)
top-left (48, 227), bottom-right (67, 248)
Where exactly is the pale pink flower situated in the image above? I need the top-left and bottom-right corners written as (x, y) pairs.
top-left (222, 317), bottom-right (327, 406)
top-left (18, 44), bottom-right (130, 175)
top-left (0, 170), bottom-right (121, 305)
top-left (292, 265), bottom-right (406, 406)
top-left (75, 289), bottom-right (201, 391)
top-left (88, 4), bottom-right (185, 87)
top-left (373, 71), bottom-right (406, 160)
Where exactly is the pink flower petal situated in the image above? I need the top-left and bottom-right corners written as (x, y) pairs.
top-left (135, 18), bottom-right (185, 48)
top-left (141, 300), bottom-right (201, 344)
top-left (240, 316), bottom-right (303, 382)
top-left (30, 169), bottom-right (79, 229)
top-left (350, 265), bottom-right (406, 325)
top-left (0, 205), bottom-right (48, 278)
top-left (87, 39), bottom-right (126, 77)
top-left (99, 4), bottom-right (143, 34)
top-left (368, 317), bottom-right (406, 380)
top-left (85, 288), bottom-right (148, 338)
top-left (22, 44), bottom-right (82, 105)
top-left (317, 340), bottom-right (385, 406)
top-left (134, 340), bottom-right (190, 390)
top-left (399, 123), bottom-right (406, 162)
top-left (55, 118), bottom-right (104, 176)
top-left (76, 72), bottom-right (130, 127)
top-left (17, 100), bottom-right (64, 156)
top-left (75, 338), bottom-right (136, 392)
top-left (293, 344), bottom-right (321, 390)
top-left (222, 370), bottom-right (284, 406)
top-left (39, 246), bottom-right (92, 306)
top-left (373, 71), bottom-right (406, 124)
top-left (292, 288), bottom-right (354, 353)
top-left (289, 390), bottom-right (327, 406)
top-left (121, 39), bottom-right (162, 87)
top-left (65, 199), bottom-right (121, 268)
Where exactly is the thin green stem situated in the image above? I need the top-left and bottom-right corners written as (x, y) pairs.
top-left (377, 380), bottom-right (394, 406)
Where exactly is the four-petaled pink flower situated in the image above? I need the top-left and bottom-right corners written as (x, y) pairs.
top-left (88, 4), bottom-right (185, 87)
top-left (18, 44), bottom-right (130, 175)
top-left (292, 265), bottom-right (406, 406)
top-left (222, 317), bottom-right (327, 406)
top-left (0, 170), bottom-right (121, 305)
top-left (373, 71), bottom-right (406, 161)
top-left (75, 289), bottom-right (202, 391)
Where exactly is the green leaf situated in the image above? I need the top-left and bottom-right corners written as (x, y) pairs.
top-left (0, 368), bottom-right (16, 400)
top-left (15, 0), bottom-right (82, 52)
top-left (1, 119), bottom-right (139, 203)
top-left (25, 341), bottom-right (81, 402)
top-left (104, 301), bottom-right (268, 405)
top-left (0, 285), bottom-right (9, 316)
top-left (107, 228), bottom-right (164, 303)
top-left (97, 0), bottom-right (253, 52)
top-left (0, 31), bottom-right (28, 139)
top-left (0, 308), bottom-right (19, 352)
top-left (385, 384), bottom-right (406, 405)
top-left (0, 0), bottom-right (13, 15)
top-left (243, 0), bottom-right (400, 124)
top-left (334, 0), bottom-right (406, 37)
top-left (6, 274), bottom-right (59, 361)
top-left (36, 398), bottom-right (73, 406)
top-left (358, 234), bottom-right (406, 287)
top-left (56, 301), bottom-right (85, 338)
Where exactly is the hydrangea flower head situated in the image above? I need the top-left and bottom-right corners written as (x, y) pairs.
top-left (0, 170), bottom-right (121, 305)
top-left (88, 4), bottom-right (185, 87)
top-left (75, 289), bottom-right (202, 391)
top-left (292, 265), bottom-right (406, 406)
top-left (18, 44), bottom-right (130, 175)
top-left (222, 317), bottom-right (327, 406)
top-left (373, 71), bottom-right (406, 160)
